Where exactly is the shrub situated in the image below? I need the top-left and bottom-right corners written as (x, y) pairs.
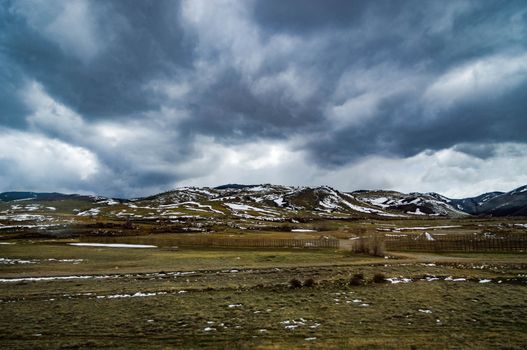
top-left (353, 273), bottom-right (364, 280)
top-left (314, 222), bottom-right (333, 232)
top-left (372, 273), bottom-right (386, 283)
top-left (303, 278), bottom-right (316, 287)
top-left (350, 272), bottom-right (364, 286)
top-left (352, 228), bottom-right (368, 254)
top-left (369, 233), bottom-right (386, 257)
top-left (281, 223), bottom-right (293, 232)
top-left (289, 278), bottom-right (302, 289)
top-left (350, 230), bottom-right (385, 257)
top-left (349, 277), bottom-right (363, 286)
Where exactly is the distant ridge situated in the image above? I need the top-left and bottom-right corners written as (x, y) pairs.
top-left (0, 192), bottom-right (97, 202)
top-left (214, 184), bottom-right (261, 190)
top-left (1, 184), bottom-right (526, 217)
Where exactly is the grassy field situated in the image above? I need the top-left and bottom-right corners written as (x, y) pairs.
top-left (0, 237), bottom-right (526, 349)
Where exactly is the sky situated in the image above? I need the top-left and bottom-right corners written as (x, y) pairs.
top-left (1, 0), bottom-right (527, 198)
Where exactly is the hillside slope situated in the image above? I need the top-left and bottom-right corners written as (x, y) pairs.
top-left (1, 184), bottom-right (526, 220)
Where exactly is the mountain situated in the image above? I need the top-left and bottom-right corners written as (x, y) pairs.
top-left (449, 185), bottom-right (527, 216)
top-left (135, 184), bottom-right (399, 219)
top-left (214, 184), bottom-right (261, 190)
top-left (1, 184), bottom-right (526, 219)
top-left (353, 185), bottom-right (527, 217)
top-left (352, 190), bottom-right (467, 217)
top-left (448, 192), bottom-right (505, 214)
top-left (0, 191), bottom-right (99, 202)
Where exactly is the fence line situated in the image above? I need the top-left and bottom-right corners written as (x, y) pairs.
top-left (384, 233), bottom-right (527, 252)
top-left (84, 233), bottom-right (527, 252)
top-left (87, 236), bottom-right (339, 249)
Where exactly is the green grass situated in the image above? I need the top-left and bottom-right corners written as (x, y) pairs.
top-left (0, 271), bottom-right (526, 349)
top-left (0, 239), bottom-right (526, 349)
top-left (0, 242), bottom-right (381, 277)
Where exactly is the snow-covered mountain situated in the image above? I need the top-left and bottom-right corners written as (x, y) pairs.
top-left (136, 184), bottom-right (402, 219)
top-left (449, 185), bottom-right (527, 216)
top-left (353, 185), bottom-right (527, 217)
top-left (448, 192), bottom-right (505, 214)
top-left (0, 191), bottom-right (102, 203)
top-left (1, 184), bottom-right (526, 219)
top-left (352, 190), bottom-right (467, 217)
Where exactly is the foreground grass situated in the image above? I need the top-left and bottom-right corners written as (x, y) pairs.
top-left (0, 241), bottom-right (526, 349)
top-left (0, 242), bottom-right (383, 277)
top-left (1, 278), bottom-right (526, 349)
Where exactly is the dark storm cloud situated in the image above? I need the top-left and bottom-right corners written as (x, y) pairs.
top-left (1, 0), bottom-right (526, 196)
top-left (176, 0), bottom-right (527, 158)
top-left (453, 144), bottom-right (498, 160)
top-left (308, 75), bottom-right (527, 166)
top-left (254, 0), bottom-right (399, 33)
top-left (180, 68), bottom-right (324, 141)
top-left (2, 0), bottom-right (191, 120)
top-left (0, 5), bottom-right (32, 127)
top-left (252, 0), bottom-right (527, 165)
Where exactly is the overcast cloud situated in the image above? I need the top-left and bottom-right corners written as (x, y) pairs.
top-left (1, 0), bottom-right (526, 198)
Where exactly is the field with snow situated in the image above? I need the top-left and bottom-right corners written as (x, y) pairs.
top-left (0, 238), bottom-right (526, 349)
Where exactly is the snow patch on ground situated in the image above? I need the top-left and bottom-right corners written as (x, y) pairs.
top-left (97, 291), bottom-right (167, 299)
top-left (0, 223), bottom-right (58, 230)
top-left (274, 197), bottom-right (285, 206)
top-left (425, 276), bottom-right (440, 281)
top-left (182, 201), bottom-right (224, 214)
top-left (68, 243), bottom-right (157, 249)
top-left (224, 203), bottom-right (277, 215)
top-left (0, 214), bottom-right (48, 221)
top-left (397, 225), bottom-right (461, 230)
top-left (386, 277), bottom-right (413, 284)
top-left (445, 276), bottom-right (466, 282)
top-left (365, 197), bottom-right (389, 207)
top-left (415, 232), bottom-right (435, 241)
top-left (377, 212), bottom-right (407, 217)
top-left (0, 275), bottom-right (115, 283)
top-left (406, 208), bottom-right (427, 215)
top-left (280, 319), bottom-right (321, 331)
top-left (77, 208), bottom-right (101, 216)
top-left (0, 257), bottom-right (37, 264)
top-left (97, 199), bottom-right (119, 205)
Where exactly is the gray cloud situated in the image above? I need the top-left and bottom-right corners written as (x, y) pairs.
top-left (1, 0), bottom-right (526, 197)
top-left (3, 0), bottom-right (191, 118)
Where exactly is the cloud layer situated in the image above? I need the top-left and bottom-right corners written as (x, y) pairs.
top-left (1, 0), bottom-right (527, 197)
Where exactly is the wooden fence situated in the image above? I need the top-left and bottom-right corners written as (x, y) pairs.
top-left (84, 233), bottom-right (527, 252)
top-left (385, 234), bottom-right (527, 252)
top-left (87, 235), bottom-right (339, 249)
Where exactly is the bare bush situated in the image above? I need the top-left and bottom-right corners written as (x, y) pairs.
top-left (369, 233), bottom-right (385, 257)
top-left (303, 278), bottom-right (316, 287)
top-left (289, 278), bottom-right (302, 288)
top-left (353, 273), bottom-right (364, 280)
top-left (349, 272), bottom-right (364, 286)
top-left (373, 273), bottom-right (386, 283)
top-left (349, 277), bottom-right (363, 286)
top-left (351, 230), bottom-right (385, 257)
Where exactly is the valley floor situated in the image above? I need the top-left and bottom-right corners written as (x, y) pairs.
top-left (0, 241), bottom-right (526, 349)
